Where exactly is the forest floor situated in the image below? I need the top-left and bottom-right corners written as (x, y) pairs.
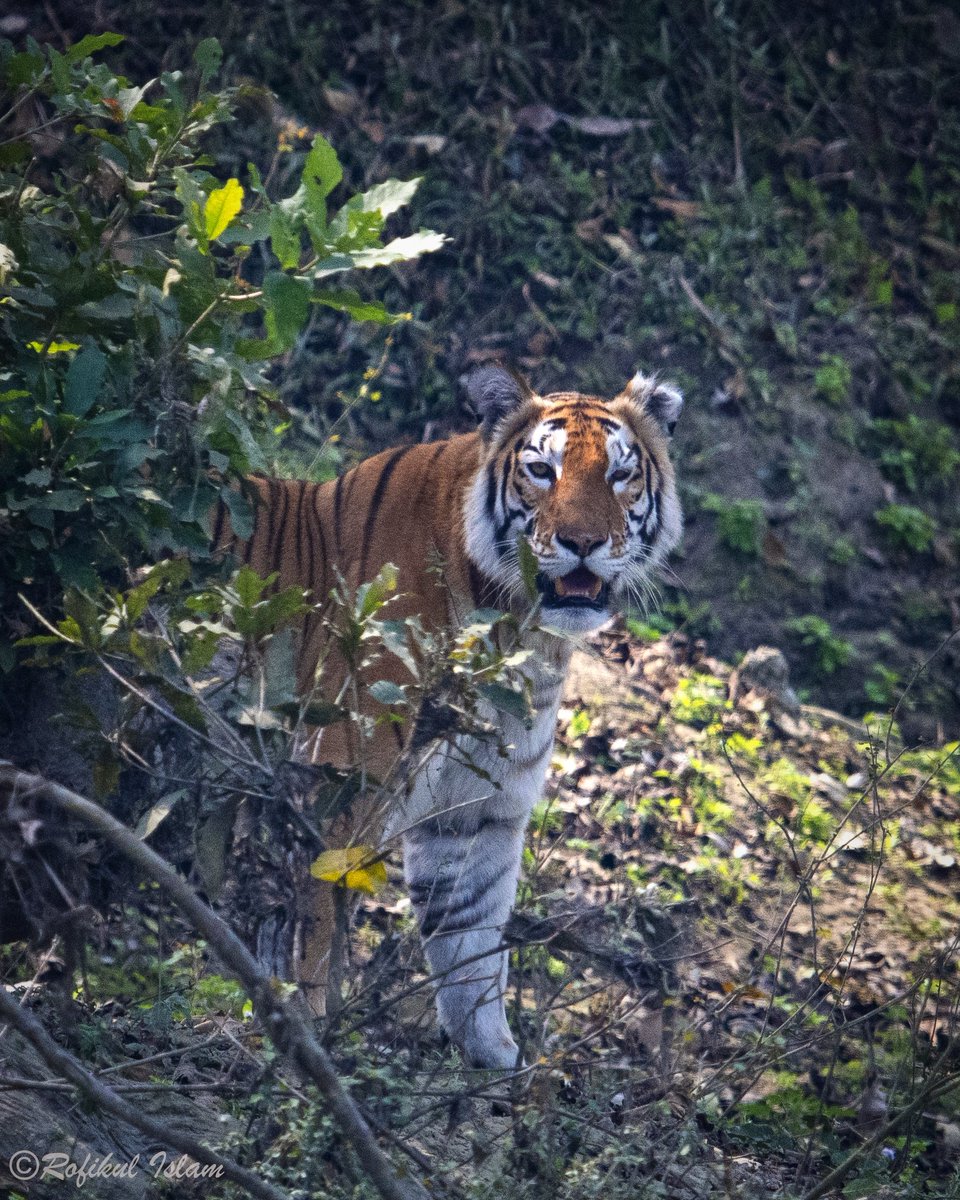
top-left (3, 625), bottom-right (958, 1199)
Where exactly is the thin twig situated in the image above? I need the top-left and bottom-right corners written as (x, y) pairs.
top-left (0, 988), bottom-right (289, 1200)
top-left (0, 763), bottom-right (433, 1200)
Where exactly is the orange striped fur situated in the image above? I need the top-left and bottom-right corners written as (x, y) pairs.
top-left (215, 367), bottom-right (684, 1062)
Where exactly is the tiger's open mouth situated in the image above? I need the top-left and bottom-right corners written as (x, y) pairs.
top-left (537, 567), bottom-right (609, 610)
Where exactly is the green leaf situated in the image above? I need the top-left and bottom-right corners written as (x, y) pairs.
top-left (301, 135), bottom-right (343, 242)
top-left (5, 50), bottom-right (45, 89)
top-left (314, 288), bottom-right (402, 324)
top-left (481, 681), bottom-right (531, 722)
top-left (92, 753), bottom-right (121, 801)
top-left (314, 231), bottom-right (446, 276)
top-left (297, 699), bottom-right (348, 727)
top-left (263, 271), bottom-right (311, 353)
top-left (235, 564), bottom-right (273, 607)
top-left (64, 32), bottom-right (124, 64)
top-left (64, 344), bottom-right (107, 417)
top-left (174, 167), bottom-right (207, 246)
top-left (269, 205), bottom-right (301, 270)
top-left (204, 178), bottom-right (244, 242)
top-left (358, 563), bottom-right (398, 618)
top-left (193, 37), bottom-right (222, 85)
top-left (34, 489), bottom-right (84, 512)
top-left (195, 799), bottom-right (239, 901)
top-left (368, 679), bottom-right (407, 706)
top-left (221, 487), bottom-right (253, 540)
top-left (303, 134), bottom-right (343, 203)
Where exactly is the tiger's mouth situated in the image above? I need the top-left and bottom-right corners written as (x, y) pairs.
top-left (537, 567), bottom-right (609, 610)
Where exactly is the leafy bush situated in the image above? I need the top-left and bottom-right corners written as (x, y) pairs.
top-left (785, 614), bottom-right (854, 675)
top-left (702, 494), bottom-right (766, 556)
top-left (874, 503), bottom-right (937, 553)
top-left (814, 353), bottom-right (852, 406)
top-left (867, 413), bottom-right (960, 493)
top-left (0, 34), bottom-right (442, 664)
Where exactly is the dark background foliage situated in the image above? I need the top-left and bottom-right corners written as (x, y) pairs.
top-left (17, 0), bottom-right (957, 737)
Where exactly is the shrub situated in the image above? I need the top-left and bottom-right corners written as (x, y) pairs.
top-left (784, 614), bottom-right (853, 675)
top-left (814, 353), bottom-right (852, 406)
top-left (874, 504), bottom-right (937, 553)
top-left (867, 414), bottom-right (960, 493)
top-left (0, 34), bottom-right (442, 665)
top-left (702, 494), bottom-right (766, 556)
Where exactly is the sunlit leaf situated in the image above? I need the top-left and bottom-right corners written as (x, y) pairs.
top-left (204, 177), bottom-right (244, 241)
top-left (310, 846), bottom-right (388, 895)
top-left (26, 340), bottom-right (80, 354)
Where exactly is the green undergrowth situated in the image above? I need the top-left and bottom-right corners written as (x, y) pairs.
top-left (12, 1), bottom-right (960, 730)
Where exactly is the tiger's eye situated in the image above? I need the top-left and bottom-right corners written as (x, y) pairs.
top-left (609, 467), bottom-right (632, 484)
top-left (527, 461), bottom-right (554, 481)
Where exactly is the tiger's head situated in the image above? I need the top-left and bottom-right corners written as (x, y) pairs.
top-left (463, 366), bottom-right (684, 634)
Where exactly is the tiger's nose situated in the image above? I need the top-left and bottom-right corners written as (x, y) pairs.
top-left (556, 531), bottom-right (605, 558)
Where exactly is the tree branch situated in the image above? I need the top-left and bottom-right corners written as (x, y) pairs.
top-left (0, 986), bottom-right (289, 1200)
top-left (0, 763), bottom-right (431, 1200)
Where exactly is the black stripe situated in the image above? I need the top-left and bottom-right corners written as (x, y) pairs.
top-left (498, 453), bottom-right (511, 519)
top-left (293, 479), bottom-right (307, 576)
top-left (484, 460), bottom-right (498, 521)
top-left (332, 473), bottom-right (346, 560)
top-left (358, 446), bottom-right (415, 581)
top-left (267, 479), bottom-right (291, 574)
top-left (419, 860), bottom-right (513, 936)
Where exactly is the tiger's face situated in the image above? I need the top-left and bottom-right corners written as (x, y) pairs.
top-left (464, 368), bottom-right (683, 634)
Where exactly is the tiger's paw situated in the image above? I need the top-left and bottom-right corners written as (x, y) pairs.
top-left (463, 1025), bottom-right (524, 1071)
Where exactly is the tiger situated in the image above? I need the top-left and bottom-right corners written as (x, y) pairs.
top-left (215, 365), bottom-right (684, 1068)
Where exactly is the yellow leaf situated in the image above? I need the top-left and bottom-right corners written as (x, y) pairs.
top-left (204, 178), bottom-right (244, 241)
top-left (310, 846), bottom-right (387, 895)
top-left (27, 340), bottom-right (80, 354)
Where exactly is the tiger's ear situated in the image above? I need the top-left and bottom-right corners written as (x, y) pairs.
top-left (463, 366), bottom-right (532, 438)
top-left (619, 372), bottom-right (684, 437)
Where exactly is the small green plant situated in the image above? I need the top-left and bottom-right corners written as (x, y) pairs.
top-left (785, 614), bottom-right (854, 675)
top-left (702, 494), bottom-right (766, 556)
top-left (670, 673), bottom-right (728, 726)
top-left (864, 663), bottom-right (902, 709)
top-left (827, 536), bottom-right (857, 567)
top-left (874, 504), bottom-right (937, 553)
top-left (814, 353), bottom-right (853, 406)
top-left (868, 414), bottom-right (960, 493)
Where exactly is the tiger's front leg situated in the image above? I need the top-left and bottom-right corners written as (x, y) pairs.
top-left (404, 814), bottom-right (528, 1069)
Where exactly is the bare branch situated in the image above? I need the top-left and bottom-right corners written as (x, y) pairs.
top-left (0, 763), bottom-right (432, 1200)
